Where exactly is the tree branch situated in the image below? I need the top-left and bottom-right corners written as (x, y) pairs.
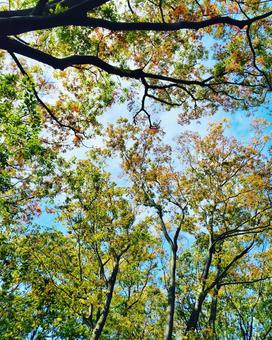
top-left (205, 240), bottom-right (255, 293)
top-left (1, 37), bottom-right (217, 88)
top-left (0, 9), bottom-right (272, 35)
top-left (246, 25), bottom-right (272, 90)
top-left (9, 50), bottom-right (80, 134)
top-left (221, 276), bottom-right (272, 286)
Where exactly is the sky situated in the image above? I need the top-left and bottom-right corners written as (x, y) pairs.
top-left (35, 90), bottom-right (272, 231)
top-left (64, 91), bottom-right (272, 160)
top-left (29, 25), bottom-right (271, 230)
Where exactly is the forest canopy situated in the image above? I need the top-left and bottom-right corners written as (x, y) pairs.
top-left (1, 119), bottom-right (272, 339)
top-left (0, 0), bottom-right (272, 128)
top-left (0, 0), bottom-right (272, 339)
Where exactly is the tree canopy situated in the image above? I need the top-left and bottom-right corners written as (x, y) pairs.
top-left (1, 119), bottom-right (271, 338)
top-left (0, 0), bottom-right (272, 339)
top-left (0, 0), bottom-right (272, 127)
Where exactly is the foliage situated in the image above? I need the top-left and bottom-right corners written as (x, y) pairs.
top-left (0, 0), bottom-right (271, 128)
top-left (0, 159), bottom-right (163, 339)
top-left (0, 0), bottom-right (272, 337)
top-left (105, 118), bottom-right (272, 338)
top-left (1, 118), bottom-right (271, 338)
top-left (0, 71), bottom-right (56, 226)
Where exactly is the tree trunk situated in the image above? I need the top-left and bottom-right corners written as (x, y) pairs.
top-left (185, 293), bottom-right (206, 333)
top-left (90, 260), bottom-right (119, 340)
top-left (208, 285), bottom-right (219, 334)
top-left (185, 244), bottom-right (214, 333)
top-left (208, 262), bottom-right (221, 335)
top-left (164, 249), bottom-right (177, 340)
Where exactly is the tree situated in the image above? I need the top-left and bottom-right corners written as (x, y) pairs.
top-left (105, 118), bottom-right (272, 338)
top-left (0, 0), bottom-right (272, 129)
top-left (175, 121), bottom-right (272, 336)
top-left (0, 71), bottom-right (56, 227)
top-left (1, 2), bottom-right (272, 338)
top-left (0, 157), bottom-right (162, 339)
top-left (1, 119), bottom-right (271, 338)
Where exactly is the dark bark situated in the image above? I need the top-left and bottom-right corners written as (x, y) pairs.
top-left (0, 0), bottom-right (271, 119)
top-left (90, 258), bottom-right (120, 340)
top-left (156, 206), bottom-right (182, 340)
top-left (0, 0), bottom-right (270, 119)
top-left (0, 37), bottom-right (215, 88)
top-left (0, 0), bottom-right (108, 18)
top-left (0, 9), bottom-right (272, 36)
top-left (185, 239), bottom-right (215, 333)
top-left (208, 248), bottom-right (222, 335)
top-left (0, 1), bottom-right (271, 75)
top-left (208, 285), bottom-right (220, 334)
top-left (164, 248), bottom-right (177, 340)
top-left (185, 240), bottom-right (255, 334)
top-left (185, 293), bottom-right (206, 332)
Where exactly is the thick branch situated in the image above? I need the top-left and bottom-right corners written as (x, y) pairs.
top-left (221, 276), bottom-right (272, 286)
top-left (90, 258), bottom-right (120, 340)
top-left (0, 0), bottom-right (109, 18)
top-left (0, 10), bottom-right (272, 35)
top-left (0, 37), bottom-right (216, 88)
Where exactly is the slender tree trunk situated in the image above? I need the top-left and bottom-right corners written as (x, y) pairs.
top-left (208, 260), bottom-right (222, 335)
top-left (185, 244), bottom-right (214, 333)
top-left (90, 259), bottom-right (119, 340)
top-left (156, 206), bottom-right (180, 340)
top-left (208, 285), bottom-right (219, 334)
top-left (185, 293), bottom-right (206, 332)
top-left (164, 248), bottom-right (177, 340)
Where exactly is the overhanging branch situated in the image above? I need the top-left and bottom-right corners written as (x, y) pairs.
top-left (0, 37), bottom-right (216, 87)
top-left (0, 9), bottom-right (271, 35)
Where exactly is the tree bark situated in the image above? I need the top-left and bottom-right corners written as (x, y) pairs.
top-left (90, 259), bottom-right (119, 340)
top-left (185, 243), bottom-right (214, 333)
top-left (208, 285), bottom-right (219, 334)
top-left (0, 10), bottom-right (272, 36)
top-left (156, 206), bottom-right (180, 340)
top-left (164, 248), bottom-right (177, 340)
top-left (185, 293), bottom-right (206, 333)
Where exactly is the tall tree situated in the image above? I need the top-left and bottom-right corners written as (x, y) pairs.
top-left (106, 118), bottom-right (272, 338)
top-left (0, 157), bottom-right (162, 339)
top-left (106, 119), bottom-right (192, 339)
top-left (176, 120), bottom-right (272, 336)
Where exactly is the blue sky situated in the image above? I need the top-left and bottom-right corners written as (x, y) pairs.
top-left (35, 92), bottom-right (271, 231)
